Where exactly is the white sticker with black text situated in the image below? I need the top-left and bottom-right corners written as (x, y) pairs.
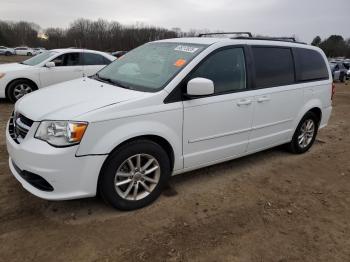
top-left (174, 45), bottom-right (199, 53)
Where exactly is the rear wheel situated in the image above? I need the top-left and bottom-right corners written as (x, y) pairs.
top-left (287, 112), bottom-right (318, 154)
top-left (99, 139), bottom-right (171, 210)
top-left (27, 52), bottom-right (32, 56)
top-left (6, 79), bottom-right (36, 102)
top-left (5, 51), bottom-right (11, 56)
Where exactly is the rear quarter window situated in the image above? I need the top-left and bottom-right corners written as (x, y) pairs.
top-left (294, 48), bottom-right (329, 81)
top-left (83, 53), bottom-right (109, 65)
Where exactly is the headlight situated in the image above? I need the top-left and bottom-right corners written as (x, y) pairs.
top-left (35, 121), bottom-right (88, 147)
top-left (0, 73), bottom-right (5, 79)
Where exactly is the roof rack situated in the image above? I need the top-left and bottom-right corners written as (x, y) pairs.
top-left (232, 36), bottom-right (306, 44)
top-left (197, 32), bottom-right (306, 44)
top-left (198, 32), bottom-right (253, 38)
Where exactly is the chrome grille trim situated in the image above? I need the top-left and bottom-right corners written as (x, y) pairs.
top-left (8, 112), bottom-right (33, 144)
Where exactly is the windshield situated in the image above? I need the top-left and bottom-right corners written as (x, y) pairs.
top-left (96, 42), bottom-right (207, 92)
top-left (21, 51), bottom-right (57, 66)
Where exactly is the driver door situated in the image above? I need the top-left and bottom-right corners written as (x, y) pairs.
top-left (183, 47), bottom-right (254, 169)
top-left (39, 52), bottom-right (84, 87)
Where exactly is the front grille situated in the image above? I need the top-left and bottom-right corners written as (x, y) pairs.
top-left (9, 112), bottom-right (34, 144)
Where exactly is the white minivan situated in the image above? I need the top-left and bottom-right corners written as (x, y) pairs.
top-left (6, 35), bottom-right (333, 210)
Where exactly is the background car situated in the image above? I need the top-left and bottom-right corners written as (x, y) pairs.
top-left (343, 62), bottom-right (350, 79)
top-left (14, 47), bottom-right (35, 56)
top-left (33, 47), bottom-right (46, 55)
top-left (111, 50), bottom-right (127, 58)
top-left (0, 48), bottom-right (116, 102)
top-left (0, 46), bottom-right (15, 56)
top-left (330, 61), bottom-right (348, 82)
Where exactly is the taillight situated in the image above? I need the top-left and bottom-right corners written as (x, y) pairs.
top-left (331, 83), bottom-right (336, 100)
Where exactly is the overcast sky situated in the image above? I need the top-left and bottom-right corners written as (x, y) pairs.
top-left (0, 0), bottom-right (349, 43)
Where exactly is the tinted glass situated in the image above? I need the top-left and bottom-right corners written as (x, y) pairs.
top-left (189, 48), bottom-right (246, 94)
top-left (52, 53), bottom-right (82, 66)
top-left (97, 42), bottom-right (207, 92)
top-left (295, 48), bottom-right (329, 81)
top-left (83, 53), bottom-right (108, 65)
top-left (252, 47), bottom-right (295, 88)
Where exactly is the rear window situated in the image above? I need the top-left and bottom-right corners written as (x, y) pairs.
top-left (252, 47), bottom-right (295, 88)
top-left (294, 48), bottom-right (329, 81)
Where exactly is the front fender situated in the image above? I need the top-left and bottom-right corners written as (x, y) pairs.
top-left (77, 110), bottom-right (183, 170)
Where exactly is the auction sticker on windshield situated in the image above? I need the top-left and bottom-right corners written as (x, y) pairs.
top-left (174, 45), bottom-right (199, 53)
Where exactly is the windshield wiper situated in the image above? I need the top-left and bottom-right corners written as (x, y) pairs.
top-left (95, 74), bottom-right (132, 90)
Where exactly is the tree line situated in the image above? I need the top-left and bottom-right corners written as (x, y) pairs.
top-left (0, 19), bottom-right (349, 57)
top-left (0, 19), bottom-right (188, 51)
top-left (311, 35), bottom-right (350, 58)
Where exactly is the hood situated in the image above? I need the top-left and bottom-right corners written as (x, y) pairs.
top-left (0, 63), bottom-right (32, 73)
top-left (15, 77), bottom-right (148, 121)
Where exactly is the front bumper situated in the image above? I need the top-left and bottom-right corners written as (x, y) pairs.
top-left (6, 121), bottom-right (107, 200)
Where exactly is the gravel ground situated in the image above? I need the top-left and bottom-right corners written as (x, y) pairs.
top-left (0, 56), bottom-right (350, 261)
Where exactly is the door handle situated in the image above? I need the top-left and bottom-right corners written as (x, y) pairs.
top-left (257, 96), bottom-right (271, 103)
top-left (237, 99), bottom-right (252, 106)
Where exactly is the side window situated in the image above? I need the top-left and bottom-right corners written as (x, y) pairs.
top-left (189, 48), bottom-right (246, 94)
top-left (252, 47), bottom-right (295, 88)
top-left (294, 48), bottom-right (329, 81)
top-left (52, 53), bottom-right (82, 67)
top-left (103, 56), bottom-right (112, 65)
top-left (83, 53), bottom-right (109, 65)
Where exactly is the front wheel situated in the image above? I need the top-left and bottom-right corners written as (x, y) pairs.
top-left (99, 140), bottom-right (171, 210)
top-left (6, 79), bottom-right (36, 103)
top-left (287, 112), bottom-right (318, 154)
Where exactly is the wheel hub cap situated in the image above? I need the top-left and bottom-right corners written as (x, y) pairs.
top-left (298, 119), bottom-right (315, 149)
top-left (114, 154), bottom-right (160, 201)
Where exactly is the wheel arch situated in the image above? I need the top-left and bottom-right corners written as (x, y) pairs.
top-left (291, 101), bottom-right (323, 140)
top-left (5, 78), bottom-right (39, 99)
top-left (97, 134), bottom-right (176, 190)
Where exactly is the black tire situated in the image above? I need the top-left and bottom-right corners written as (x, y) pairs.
top-left (27, 52), bottom-right (32, 56)
top-left (287, 111), bottom-right (319, 154)
top-left (5, 51), bottom-right (11, 56)
top-left (6, 79), bottom-right (36, 103)
top-left (99, 139), bottom-right (171, 210)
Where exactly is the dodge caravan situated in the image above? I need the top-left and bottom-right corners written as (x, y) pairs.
top-left (6, 34), bottom-right (333, 210)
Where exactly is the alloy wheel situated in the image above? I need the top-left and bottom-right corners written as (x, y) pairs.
top-left (13, 83), bottom-right (33, 100)
top-left (298, 119), bottom-right (315, 148)
top-left (114, 154), bottom-right (160, 201)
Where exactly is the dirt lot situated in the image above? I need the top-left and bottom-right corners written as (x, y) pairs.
top-left (0, 56), bottom-right (350, 262)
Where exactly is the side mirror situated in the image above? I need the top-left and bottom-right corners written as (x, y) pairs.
top-left (45, 62), bottom-right (55, 68)
top-left (186, 77), bottom-right (214, 97)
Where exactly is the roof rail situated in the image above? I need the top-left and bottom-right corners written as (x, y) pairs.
top-left (198, 32), bottom-right (253, 38)
top-left (232, 36), bottom-right (307, 45)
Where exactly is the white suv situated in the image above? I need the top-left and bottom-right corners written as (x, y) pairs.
top-left (6, 35), bottom-right (333, 210)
